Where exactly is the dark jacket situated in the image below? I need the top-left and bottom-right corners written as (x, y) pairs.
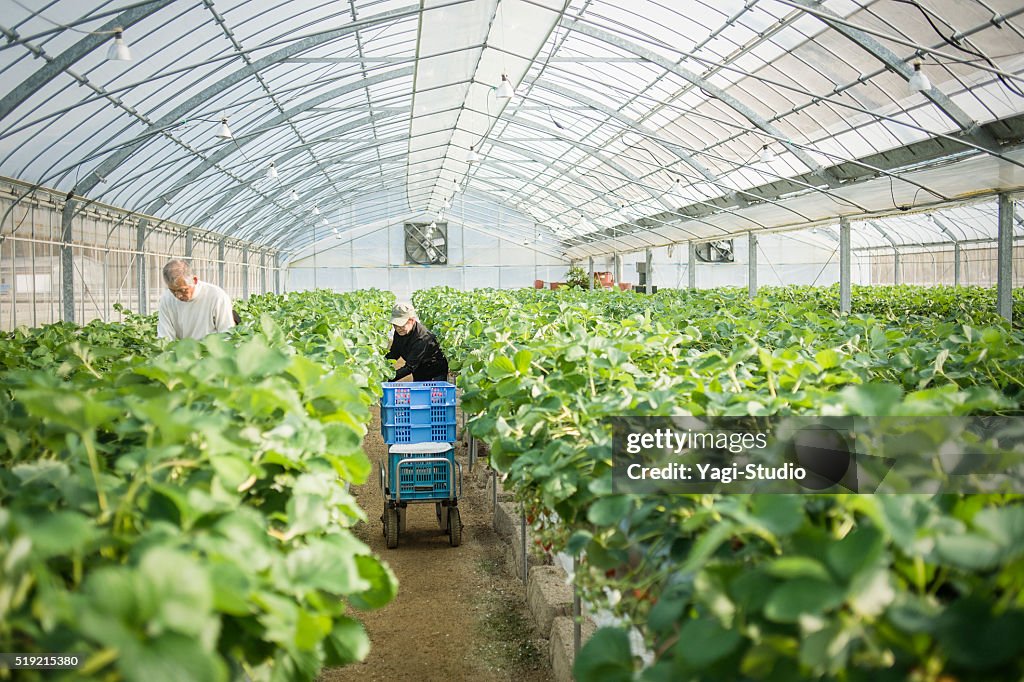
top-left (386, 321), bottom-right (449, 382)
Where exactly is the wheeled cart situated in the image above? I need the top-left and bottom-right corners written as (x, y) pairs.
top-left (378, 381), bottom-right (463, 549)
top-left (379, 441), bottom-right (463, 548)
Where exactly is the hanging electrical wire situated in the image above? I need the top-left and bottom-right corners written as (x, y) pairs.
top-left (10, 0), bottom-right (132, 60)
top-left (892, 0), bottom-right (1024, 98)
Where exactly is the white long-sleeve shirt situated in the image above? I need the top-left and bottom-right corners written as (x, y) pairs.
top-left (157, 280), bottom-right (235, 340)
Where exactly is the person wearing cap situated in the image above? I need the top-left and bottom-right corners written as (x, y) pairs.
top-left (385, 302), bottom-right (449, 382)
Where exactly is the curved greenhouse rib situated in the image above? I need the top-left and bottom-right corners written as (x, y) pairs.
top-left (130, 65), bottom-right (414, 221)
top-left (527, 80), bottom-right (851, 221)
top-left (70, 4), bottom-right (422, 200)
top-left (559, 15), bottom-right (842, 188)
top-left (0, 0), bottom-right (177, 123)
top-left (781, 0), bottom-right (999, 153)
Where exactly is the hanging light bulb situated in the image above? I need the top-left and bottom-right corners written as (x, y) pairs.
top-left (495, 74), bottom-right (515, 100)
top-left (442, 197), bottom-right (451, 211)
top-left (290, 189), bottom-right (299, 202)
top-left (908, 60), bottom-right (931, 93)
top-left (266, 162), bottom-right (278, 180)
top-left (759, 144), bottom-right (775, 164)
top-left (671, 178), bottom-right (687, 202)
top-left (312, 205), bottom-right (320, 216)
top-left (106, 28), bottom-right (131, 61)
top-left (321, 218), bottom-right (328, 226)
top-left (468, 146), bottom-right (480, 164)
top-left (217, 117), bottom-right (233, 139)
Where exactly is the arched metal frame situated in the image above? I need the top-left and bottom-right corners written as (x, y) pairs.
top-left (1, 0), bottom-right (1023, 264)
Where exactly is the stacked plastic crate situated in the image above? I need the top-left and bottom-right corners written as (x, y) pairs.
top-left (380, 382), bottom-right (457, 447)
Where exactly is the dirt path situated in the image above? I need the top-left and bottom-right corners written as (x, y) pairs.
top-left (319, 408), bottom-right (552, 682)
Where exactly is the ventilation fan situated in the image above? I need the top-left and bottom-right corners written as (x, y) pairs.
top-left (405, 222), bottom-right (448, 265)
top-left (695, 239), bottom-right (734, 263)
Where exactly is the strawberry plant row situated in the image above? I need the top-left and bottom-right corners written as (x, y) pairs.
top-left (414, 285), bottom-right (1024, 682)
top-left (0, 290), bottom-right (397, 681)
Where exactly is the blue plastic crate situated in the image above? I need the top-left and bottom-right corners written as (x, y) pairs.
top-left (383, 404), bottom-right (457, 427)
top-left (381, 381), bottom-right (457, 444)
top-left (382, 421), bottom-right (457, 444)
top-left (388, 451), bottom-right (456, 500)
top-left (381, 381), bottom-right (456, 408)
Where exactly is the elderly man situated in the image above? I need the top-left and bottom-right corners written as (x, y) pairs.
top-left (385, 302), bottom-right (449, 382)
top-left (157, 259), bottom-right (235, 340)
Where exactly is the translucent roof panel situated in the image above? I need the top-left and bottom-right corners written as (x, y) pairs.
top-left (1, 0), bottom-right (1023, 256)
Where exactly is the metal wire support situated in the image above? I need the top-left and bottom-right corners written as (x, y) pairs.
top-left (573, 555), bottom-right (581, 656)
top-left (521, 505), bottom-right (528, 585)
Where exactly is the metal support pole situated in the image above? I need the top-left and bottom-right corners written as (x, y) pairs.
top-left (954, 242), bottom-right (961, 287)
top-left (645, 248), bottom-right (653, 294)
top-left (136, 219), bottom-right (148, 315)
top-left (29, 209), bottom-right (36, 327)
top-left (260, 251), bottom-right (267, 294)
top-left (5, 235), bottom-right (13, 329)
top-left (185, 229), bottom-right (193, 258)
top-left (312, 221), bottom-right (318, 291)
top-left (461, 216), bottom-right (468, 291)
top-left (218, 239), bottom-right (226, 288)
top-left (521, 506), bottom-right (528, 585)
top-left (839, 217), bottom-right (851, 314)
top-left (748, 232), bottom-right (757, 298)
top-left (688, 241), bottom-right (696, 289)
top-left (387, 218), bottom-right (394, 293)
top-left (60, 200), bottom-right (75, 322)
top-left (588, 256), bottom-right (594, 290)
top-left (242, 245), bottom-right (249, 300)
top-left (573, 555), bottom-right (581, 657)
top-left (997, 193), bottom-right (1014, 322)
top-left (613, 252), bottom-right (622, 286)
top-left (79, 236), bottom-right (85, 323)
top-left (893, 248), bottom-right (900, 285)
top-left (102, 253), bottom-right (109, 323)
top-left (275, 253), bottom-right (282, 294)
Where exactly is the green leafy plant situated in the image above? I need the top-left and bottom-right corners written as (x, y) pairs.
top-left (413, 285), bottom-right (1024, 682)
top-left (564, 266), bottom-right (591, 289)
top-left (0, 290), bottom-right (399, 681)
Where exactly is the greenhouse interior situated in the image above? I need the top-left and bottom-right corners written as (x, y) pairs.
top-left (1, 0), bottom-right (1023, 681)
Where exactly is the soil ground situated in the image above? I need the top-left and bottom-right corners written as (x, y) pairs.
top-left (319, 406), bottom-right (553, 682)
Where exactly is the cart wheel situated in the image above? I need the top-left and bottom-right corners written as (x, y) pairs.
top-left (436, 502), bottom-right (448, 531)
top-left (385, 507), bottom-right (399, 549)
top-left (399, 507), bottom-right (407, 533)
top-left (381, 504), bottom-right (387, 538)
top-left (448, 507), bottom-right (462, 547)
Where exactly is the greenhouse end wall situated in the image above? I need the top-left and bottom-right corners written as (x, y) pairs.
top-left (286, 219), bottom-right (570, 299)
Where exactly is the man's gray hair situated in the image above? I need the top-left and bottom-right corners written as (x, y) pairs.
top-left (162, 259), bottom-right (194, 285)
